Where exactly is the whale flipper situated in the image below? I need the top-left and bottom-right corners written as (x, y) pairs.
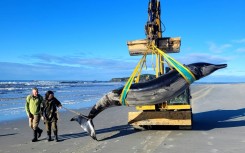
top-left (70, 115), bottom-right (97, 140)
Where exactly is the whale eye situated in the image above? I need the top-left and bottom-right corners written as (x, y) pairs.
top-left (194, 67), bottom-right (198, 73)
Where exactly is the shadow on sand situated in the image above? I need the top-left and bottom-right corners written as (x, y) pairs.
top-left (193, 108), bottom-right (245, 130)
top-left (0, 133), bottom-right (18, 137)
top-left (59, 108), bottom-right (245, 141)
top-left (59, 124), bottom-right (138, 141)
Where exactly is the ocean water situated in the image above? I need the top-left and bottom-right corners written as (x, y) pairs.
top-left (0, 80), bottom-right (124, 122)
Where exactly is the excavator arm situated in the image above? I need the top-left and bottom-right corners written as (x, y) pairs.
top-left (127, 0), bottom-right (180, 57)
top-left (145, 0), bottom-right (162, 41)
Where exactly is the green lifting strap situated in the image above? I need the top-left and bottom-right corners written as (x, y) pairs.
top-left (120, 77), bottom-right (134, 106)
top-left (153, 45), bottom-right (196, 84)
top-left (120, 55), bottom-right (146, 106)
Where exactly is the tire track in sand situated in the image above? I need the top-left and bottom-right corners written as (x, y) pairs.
top-left (132, 131), bottom-right (171, 153)
top-left (191, 85), bottom-right (213, 102)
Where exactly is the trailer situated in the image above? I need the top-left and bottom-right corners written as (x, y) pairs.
top-left (127, 0), bottom-right (192, 130)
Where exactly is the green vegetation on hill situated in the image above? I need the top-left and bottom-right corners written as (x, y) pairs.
top-left (110, 74), bottom-right (156, 82)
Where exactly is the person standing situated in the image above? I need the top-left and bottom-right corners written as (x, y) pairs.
top-left (42, 90), bottom-right (62, 142)
top-left (25, 87), bottom-right (44, 142)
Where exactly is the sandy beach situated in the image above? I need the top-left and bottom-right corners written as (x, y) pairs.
top-left (1, 83), bottom-right (245, 153)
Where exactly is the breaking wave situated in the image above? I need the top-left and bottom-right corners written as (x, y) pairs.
top-left (0, 80), bottom-right (123, 122)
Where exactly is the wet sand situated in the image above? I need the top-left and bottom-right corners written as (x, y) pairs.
top-left (1, 84), bottom-right (245, 153)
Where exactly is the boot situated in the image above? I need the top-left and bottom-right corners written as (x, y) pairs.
top-left (37, 127), bottom-right (43, 138)
top-left (32, 130), bottom-right (38, 142)
top-left (54, 131), bottom-right (59, 142)
top-left (47, 131), bottom-right (53, 142)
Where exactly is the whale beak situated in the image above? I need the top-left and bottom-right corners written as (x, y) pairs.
top-left (214, 64), bottom-right (227, 70)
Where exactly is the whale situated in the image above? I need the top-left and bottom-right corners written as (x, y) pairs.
top-left (70, 62), bottom-right (227, 140)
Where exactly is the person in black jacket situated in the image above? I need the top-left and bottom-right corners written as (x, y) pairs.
top-left (42, 90), bottom-right (62, 142)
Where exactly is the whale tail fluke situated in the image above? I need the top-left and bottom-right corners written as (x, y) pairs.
top-left (70, 114), bottom-right (97, 140)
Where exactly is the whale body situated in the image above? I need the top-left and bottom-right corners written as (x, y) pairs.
top-left (71, 62), bottom-right (227, 140)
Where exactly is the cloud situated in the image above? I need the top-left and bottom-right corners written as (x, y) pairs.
top-left (29, 53), bottom-right (139, 70)
top-left (176, 53), bottom-right (229, 64)
top-left (235, 48), bottom-right (245, 53)
top-left (232, 38), bottom-right (245, 44)
top-left (1, 52), bottom-right (244, 82)
top-left (0, 62), bottom-right (70, 80)
top-left (0, 54), bottom-right (142, 80)
top-left (207, 42), bottom-right (232, 53)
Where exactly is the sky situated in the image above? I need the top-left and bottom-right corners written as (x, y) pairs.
top-left (0, 0), bottom-right (245, 82)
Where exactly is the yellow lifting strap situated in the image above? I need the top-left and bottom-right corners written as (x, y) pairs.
top-left (120, 54), bottom-right (146, 106)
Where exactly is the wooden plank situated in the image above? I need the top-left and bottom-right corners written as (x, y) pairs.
top-left (164, 104), bottom-right (191, 110)
top-left (136, 105), bottom-right (156, 111)
top-left (127, 39), bottom-right (151, 56)
top-left (127, 37), bottom-right (181, 56)
top-left (128, 111), bottom-right (192, 126)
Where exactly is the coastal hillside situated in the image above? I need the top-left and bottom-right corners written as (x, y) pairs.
top-left (110, 74), bottom-right (156, 82)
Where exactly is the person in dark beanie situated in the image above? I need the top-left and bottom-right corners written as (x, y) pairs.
top-left (25, 87), bottom-right (44, 142)
top-left (42, 90), bottom-right (62, 142)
